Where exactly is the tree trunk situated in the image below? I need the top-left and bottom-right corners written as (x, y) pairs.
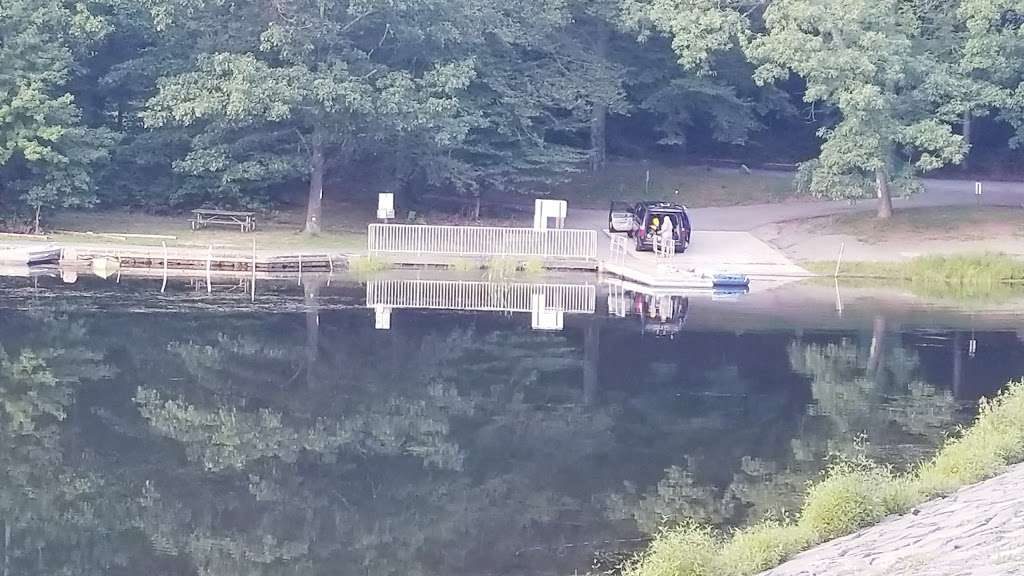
top-left (33, 205), bottom-right (41, 235)
top-left (303, 275), bottom-right (323, 389)
top-left (962, 111), bottom-right (973, 172)
top-left (590, 102), bottom-right (607, 172)
top-left (589, 28), bottom-right (609, 172)
top-left (952, 331), bottom-right (964, 399)
top-left (868, 315), bottom-right (886, 384)
top-left (875, 167), bottom-right (893, 219)
top-left (3, 518), bottom-right (9, 576)
top-left (304, 127), bottom-right (325, 235)
top-left (583, 319), bottom-right (601, 406)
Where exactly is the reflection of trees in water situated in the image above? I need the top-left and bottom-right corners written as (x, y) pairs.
top-left (126, 320), bottom-right (623, 575)
top-left (605, 326), bottom-right (962, 537)
top-left (788, 330), bottom-right (960, 465)
top-left (0, 313), bottom-right (138, 576)
top-left (0, 309), bottom-right (970, 575)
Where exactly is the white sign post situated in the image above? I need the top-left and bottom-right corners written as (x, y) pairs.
top-left (377, 193), bottom-right (395, 221)
top-left (975, 181), bottom-right (983, 206)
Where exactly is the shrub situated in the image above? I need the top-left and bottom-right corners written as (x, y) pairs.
top-left (348, 256), bottom-right (389, 274)
top-left (916, 380), bottom-right (1024, 496)
top-left (487, 257), bottom-right (519, 276)
top-left (450, 258), bottom-right (480, 272)
top-left (713, 523), bottom-right (813, 575)
top-left (798, 462), bottom-right (895, 540)
top-left (522, 258), bottom-right (545, 275)
top-left (626, 381), bottom-right (1024, 576)
top-left (623, 523), bottom-right (717, 576)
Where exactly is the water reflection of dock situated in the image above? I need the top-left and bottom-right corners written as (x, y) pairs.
top-left (366, 279), bottom-right (596, 330)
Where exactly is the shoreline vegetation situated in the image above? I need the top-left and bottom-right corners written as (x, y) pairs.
top-left (803, 253), bottom-right (1024, 303)
top-left (805, 253), bottom-right (1024, 282)
top-left (622, 380), bottom-right (1024, 576)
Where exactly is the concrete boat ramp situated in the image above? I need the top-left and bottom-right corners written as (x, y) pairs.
top-left (599, 230), bottom-right (810, 291)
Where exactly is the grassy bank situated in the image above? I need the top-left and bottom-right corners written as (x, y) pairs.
top-left (624, 381), bottom-right (1024, 576)
top-left (804, 253), bottom-right (1024, 303)
top-left (805, 253), bottom-right (1024, 282)
top-left (803, 206), bottom-right (1024, 244)
top-left (550, 161), bottom-right (796, 208)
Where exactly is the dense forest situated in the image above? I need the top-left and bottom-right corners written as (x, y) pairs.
top-left (4, 0), bottom-right (1024, 232)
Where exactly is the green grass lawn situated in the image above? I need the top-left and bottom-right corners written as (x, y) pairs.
top-left (806, 206), bottom-right (1024, 244)
top-left (549, 161), bottom-right (797, 208)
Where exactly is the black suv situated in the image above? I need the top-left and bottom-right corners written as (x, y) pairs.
top-left (608, 201), bottom-right (692, 253)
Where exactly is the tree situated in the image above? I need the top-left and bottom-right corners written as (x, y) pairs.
top-left (959, 0), bottom-right (1024, 151)
top-left (388, 0), bottom-right (610, 208)
top-left (0, 0), bottom-right (118, 232)
top-left (141, 0), bottom-right (474, 234)
top-left (747, 0), bottom-right (968, 218)
top-left (632, 0), bottom-right (975, 217)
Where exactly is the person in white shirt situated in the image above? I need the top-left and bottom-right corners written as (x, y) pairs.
top-left (660, 216), bottom-right (675, 257)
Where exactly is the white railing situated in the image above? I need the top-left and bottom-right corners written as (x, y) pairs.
top-left (366, 279), bottom-right (596, 314)
top-left (368, 224), bottom-right (598, 261)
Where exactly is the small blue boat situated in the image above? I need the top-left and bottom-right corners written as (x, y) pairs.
top-left (711, 273), bottom-right (750, 288)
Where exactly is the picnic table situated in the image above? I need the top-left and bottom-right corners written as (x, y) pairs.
top-left (190, 209), bottom-right (257, 232)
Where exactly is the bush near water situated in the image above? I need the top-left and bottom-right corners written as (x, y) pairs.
top-left (624, 380), bottom-right (1024, 576)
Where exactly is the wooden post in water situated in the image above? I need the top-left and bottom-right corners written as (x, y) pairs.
top-left (206, 245), bottom-right (212, 293)
top-left (2, 517), bottom-right (9, 576)
top-left (251, 238), bottom-right (257, 302)
top-left (161, 241), bottom-right (169, 293)
top-left (298, 253), bottom-right (303, 286)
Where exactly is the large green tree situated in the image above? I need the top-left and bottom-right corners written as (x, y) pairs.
top-left (141, 0), bottom-right (474, 234)
top-left (634, 0), bottom-right (977, 218)
top-left (0, 0), bottom-right (118, 231)
top-left (748, 0), bottom-right (968, 218)
top-left (959, 0), bottom-right (1024, 150)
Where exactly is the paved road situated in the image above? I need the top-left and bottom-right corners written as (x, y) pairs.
top-left (759, 464), bottom-right (1024, 576)
top-left (567, 177), bottom-right (1024, 233)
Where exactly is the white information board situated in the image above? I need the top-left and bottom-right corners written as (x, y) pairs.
top-left (530, 293), bottom-right (564, 331)
top-left (377, 193), bottom-right (395, 220)
top-left (374, 305), bottom-right (392, 330)
top-left (533, 199), bottom-right (567, 230)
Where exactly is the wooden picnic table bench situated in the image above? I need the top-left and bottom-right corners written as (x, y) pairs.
top-left (190, 209), bottom-right (257, 232)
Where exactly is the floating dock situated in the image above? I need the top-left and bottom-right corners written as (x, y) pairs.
top-left (65, 245), bottom-right (343, 273)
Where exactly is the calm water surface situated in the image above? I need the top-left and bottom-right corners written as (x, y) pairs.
top-left (0, 274), bottom-right (1021, 575)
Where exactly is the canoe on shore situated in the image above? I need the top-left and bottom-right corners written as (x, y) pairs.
top-left (0, 245), bottom-right (62, 266)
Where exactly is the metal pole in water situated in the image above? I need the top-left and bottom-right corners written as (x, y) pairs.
top-left (206, 245), bottom-right (212, 293)
top-left (161, 241), bottom-right (168, 293)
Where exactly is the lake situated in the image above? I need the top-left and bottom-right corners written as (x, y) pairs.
top-left (0, 272), bottom-right (1022, 575)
